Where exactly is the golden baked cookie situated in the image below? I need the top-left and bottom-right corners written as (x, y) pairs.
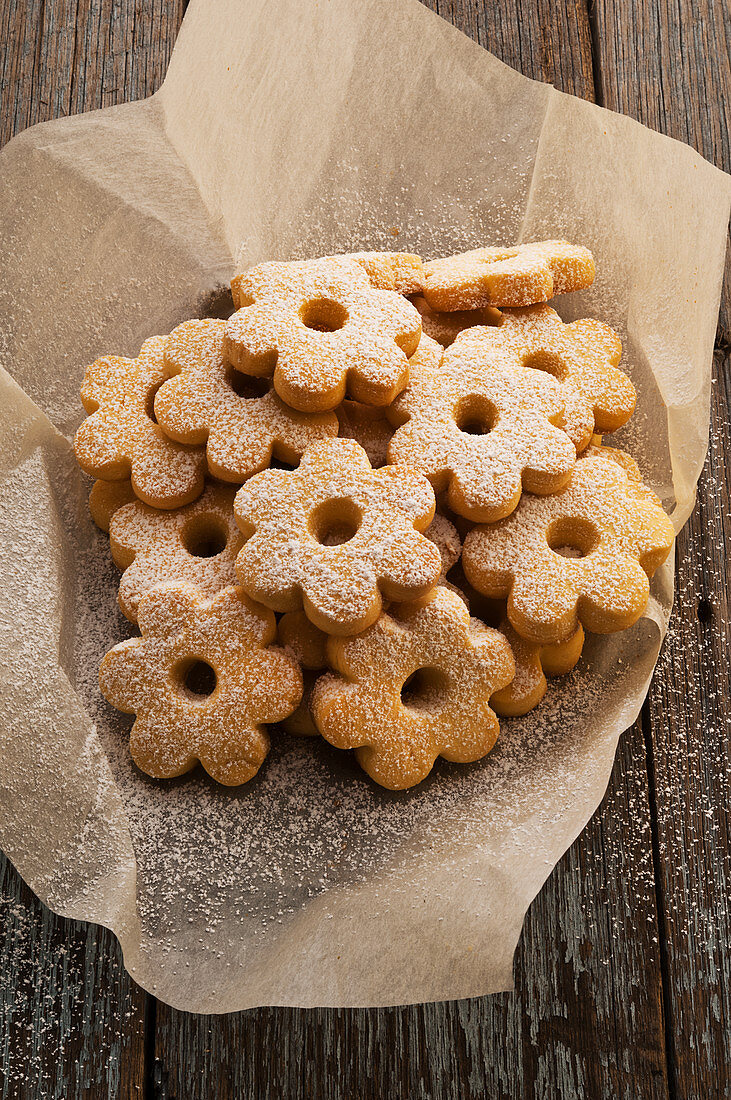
top-left (410, 294), bottom-right (502, 346)
top-left (444, 566), bottom-right (584, 716)
top-left (109, 481), bottom-right (243, 623)
top-left (89, 479), bottom-right (136, 533)
top-left (333, 251), bottom-right (426, 294)
top-left (425, 513), bottom-right (462, 577)
top-left (225, 256), bottom-right (422, 412)
top-left (99, 584), bottom-right (302, 785)
top-left (277, 610), bottom-right (328, 738)
top-left (336, 399), bottom-right (393, 467)
top-left (388, 333), bottom-right (580, 522)
top-left (462, 447), bottom-right (674, 644)
top-left (74, 335), bottom-right (206, 509)
top-left (154, 319), bottom-right (337, 483)
top-left (483, 304), bottom-right (635, 433)
top-left (311, 585), bottom-right (515, 789)
top-left (234, 437), bottom-right (442, 635)
top-left (422, 240), bottom-right (595, 311)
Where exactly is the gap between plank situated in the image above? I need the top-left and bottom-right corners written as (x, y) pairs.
top-left (586, 0), bottom-right (605, 107)
top-left (642, 697), bottom-right (679, 1100)
top-left (143, 994), bottom-right (159, 1100)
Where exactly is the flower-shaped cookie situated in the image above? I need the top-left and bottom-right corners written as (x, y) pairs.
top-left (462, 447), bottom-right (674, 644)
top-left (336, 251), bottom-right (426, 294)
top-left (74, 335), bottom-right (206, 508)
top-left (234, 437), bottom-right (442, 635)
top-left (410, 294), bottom-right (502, 347)
top-left (422, 240), bottom-right (595, 311)
top-left (154, 319), bottom-right (338, 482)
top-left (484, 304), bottom-right (635, 433)
top-left (388, 333), bottom-right (580, 522)
top-left (224, 257), bottom-right (422, 412)
top-left (445, 567), bottom-right (584, 716)
top-left (311, 585), bottom-right (515, 789)
top-left (425, 513), bottom-right (462, 577)
top-left (99, 584), bottom-right (302, 785)
top-left (89, 479), bottom-right (136, 532)
top-left (278, 610), bottom-right (328, 738)
top-left (109, 481), bottom-right (243, 623)
top-left (336, 399), bottom-right (393, 467)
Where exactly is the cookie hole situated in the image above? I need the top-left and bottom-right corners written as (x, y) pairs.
top-left (547, 517), bottom-right (598, 558)
top-left (144, 380), bottom-right (165, 424)
top-left (401, 666), bottom-right (450, 711)
top-left (225, 366), bottom-right (270, 400)
top-left (455, 395), bottom-right (497, 436)
top-left (181, 515), bottom-right (229, 558)
top-left (300, 298), bottom-right (349, 333)
top-left (174, 659), bottom-right (217, 700)
top-left (309, 497), bottom-right (362, 546)
top-left (523, 350), bottom-right (567, 380)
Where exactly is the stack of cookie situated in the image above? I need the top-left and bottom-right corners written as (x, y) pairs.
top-left (74, 242), bottom-right (674, 790)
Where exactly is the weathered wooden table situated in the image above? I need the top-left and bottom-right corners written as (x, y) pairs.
top-left (1, 1), bottom-right (729, 1096)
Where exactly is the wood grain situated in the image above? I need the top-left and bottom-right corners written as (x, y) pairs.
top-left (0, 1), bottom-right (184, 1097)
top-left (0, 858), bottom-right (147, 1100)
top-left (1, 0), bottom-right (729, 1097)
top-left (594, 3), bottom-right (731, 1096)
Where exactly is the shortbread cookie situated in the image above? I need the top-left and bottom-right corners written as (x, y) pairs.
top-left (335, 251), bottom-right (426, 294)
top-left (278, 610), bottom-right (328, 738)
top-left (278, 610), bottom-right (328, 670)
top-left (410, 294), bottom-right (501, 346)
top-left (485, 305), bottom-right (635, 433)
top-left (89, 479), bottom-right (136, 532)
top-left (422, 240), bottom-right (595, 311)
top-left (225, 256), bottom-right (421, 412)
top-left (109, 482), bottom-right (243, 623)
top-left (336, 399), bottom-right (393, 467)
top-left (311, 585), bottom-right (515, 789)
top-left (234, 437), bottom-right (442, 635)
top-left (388, 333), bottom-right (579, 522)
top-left (445, 566), bottom-right (584, 716)
top-left (99, 584), bottom-right (302, 785)
top-left (425, 513), bottom-right (462, 577)
top-left (154, 319), bottom-right (337, 482)
top-left (462, 447), bottom-right (674, 643)
top-left (74, 335), bottom-right (206, 508)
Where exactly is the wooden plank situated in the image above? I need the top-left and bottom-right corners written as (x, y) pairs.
top-left (593, 3), bottom-right (731, 1097)
top-left (149, 4), bottom-right (669, 1096)
top-left (0, 1), bottom-right (186, 1097)
top-left (0, 856), bottom-right (148, 1100)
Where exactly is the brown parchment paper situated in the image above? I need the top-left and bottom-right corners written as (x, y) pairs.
top-left (1, 0), bottom-right (729, 1013)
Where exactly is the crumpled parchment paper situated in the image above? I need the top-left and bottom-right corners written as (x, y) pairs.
top-left (0, 0), bottom-right (729, 1012)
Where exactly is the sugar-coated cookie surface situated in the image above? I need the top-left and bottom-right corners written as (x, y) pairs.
top-left (74, 335), bottom-right (206, 509)
top-left (234, 437), bottom-right (442, 635)
top-left (336, 399), bottom-right (393, 467)
top-left (155, 319), bottom-right (337, 483)
top-left (225, 257), bottom-right (422, 412)
top-left (89, 478), bottom-right (136, 533)
top-left (99, 584), bottom-right (302, 785)
top-left (424, 512), bottom-right (462, 577)
top-left (311, 585), bottom-right (515, 790)
top-left (447, 573), bottom-right (585, 716)
top-left (422, 240), bottom-right (595, 311)
top-left (388, 333), bottom-right (580, 522)
top-left (462, 447), bottom-right (674, 644)
top-left (485, 305), bottom-right (635, 434)
top-left (277, 611), bottom-right (328, 738)
top-left (410, 294), bottom-right (502, 347)
top-left (334, 251), bottom-right (426, 294)
top-left (109, 481), bottom-right (243, 623)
